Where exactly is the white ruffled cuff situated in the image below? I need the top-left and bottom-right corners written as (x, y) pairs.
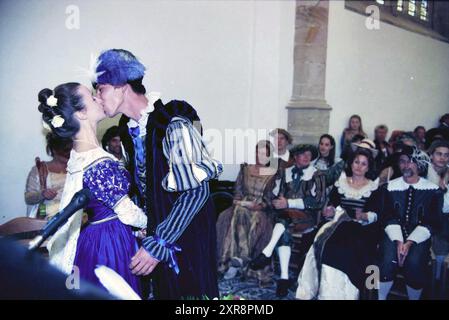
top-left (385, 224), bottom-right (404, 243)
top-left (114, 195), bottom-right (148, 229)
top-left (288, 198), bottom-right (305, 210)
top-left (406, 226), bottom-right (431, 244)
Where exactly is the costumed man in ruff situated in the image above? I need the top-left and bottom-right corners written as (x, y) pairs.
top-left (249, 144), bottom-right (327, 297)
top-left (93, 49), bottom-right (222, 299)
top-left (378, 145), bottom-right (444, 300)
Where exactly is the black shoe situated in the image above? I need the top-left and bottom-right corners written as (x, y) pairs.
top-left (249, 253), bottom-right (271, 270)
top-left (276, 279), bottom-right (290, 298)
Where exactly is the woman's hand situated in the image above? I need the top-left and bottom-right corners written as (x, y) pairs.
top-left (322, 206), bottom-right (336, 219)
top-left (272, 196), bottom-right (288, 210)
top-left (355, 208), bottom-right (369, 222)
top-left (41, 188), bottom-right (57, 200)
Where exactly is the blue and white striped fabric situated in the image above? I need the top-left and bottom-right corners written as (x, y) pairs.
top-left (142, 181), bottom-right (210, 266)
top-left (161, 116), bottom-right (222, 192)
top-left (142, 116), bottom-right (222, 269)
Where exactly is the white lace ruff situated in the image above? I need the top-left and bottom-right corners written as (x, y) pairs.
top-left (336, 172), bottom-right (379, 200)
top-left (387, 176), bottom-right (439, 192)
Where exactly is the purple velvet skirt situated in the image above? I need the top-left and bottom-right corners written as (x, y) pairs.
top-left (73, 201), bottom-right (141, 297)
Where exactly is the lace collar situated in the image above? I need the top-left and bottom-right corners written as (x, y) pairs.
top-left (127, 92), bottom-right (162, 136)
top-left (387, 177), bottom-right (439, 192)
top-left (335, 172), bottom-right (379, 200)
top-left (67, 147), bottom-right (115, 174)
top-left (285, 164), bottom-right (317, 183)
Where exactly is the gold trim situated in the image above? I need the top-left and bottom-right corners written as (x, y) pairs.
top-left (83, 156), bottom-right (116, 171)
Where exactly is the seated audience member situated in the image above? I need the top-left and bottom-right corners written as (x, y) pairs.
top-left (270, 128), bottom-right (294, 169)
top-left (313, 134), bottom-right (345, 190)
top-left (296, 146), bottom-right (380, 300)
top-left (216, 140), bottom-right (277, 286)
top-left (378, 146), bottom-right (443, 300)
top-left (249, 144), bottom-right (327, 297)
top-left (341, 134), bottom-right (365, 162)
top-left (313, 134), bottom-right (338, 171)
top-left (25, 133), bottom-right (72, 219)
top-left (101, 125), bottom-right (128, 167)
top-left (413, 126), bottom-right (426, 151)
top-left (340, 114), bottom-right (367, 152)
top-left (379, 133), bottom-right (417, 185)
top-left (374, 124), bottom-right (392, 171)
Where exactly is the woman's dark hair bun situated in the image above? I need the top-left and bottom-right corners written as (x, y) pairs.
top-left (38, 88), bottom-right (53, 109)
top-left (37, 82), bottom-right (84, 138)
top-left (38, 88), bottom-right (57, 120)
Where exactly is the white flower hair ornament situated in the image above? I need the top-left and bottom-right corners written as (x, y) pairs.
top-left (51, 115), bottom-right (65, 128)
top-left (46, 95), bottom-right (58, 107)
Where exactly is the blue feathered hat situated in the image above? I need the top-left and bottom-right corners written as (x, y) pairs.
top-left (94, 49), bottom-right (146, 86)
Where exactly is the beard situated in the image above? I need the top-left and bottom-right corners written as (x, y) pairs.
top-left (401, 168), bottom-right (414, 178)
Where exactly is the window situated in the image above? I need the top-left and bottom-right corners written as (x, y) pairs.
top-left (345, 0), bottom-right (449, 43)
top-left (389, 0), bottom-right (432, 26)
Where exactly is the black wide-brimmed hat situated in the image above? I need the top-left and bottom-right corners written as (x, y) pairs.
top-left (425, 128), bottom-right (449, 150)
top-left (290, 144), bottom-right (318, 160)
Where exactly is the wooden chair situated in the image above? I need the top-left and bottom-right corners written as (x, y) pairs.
top-left (0, 217), bottom-right (47, 252)
top-left (0, 217), bottom-right (47, 236)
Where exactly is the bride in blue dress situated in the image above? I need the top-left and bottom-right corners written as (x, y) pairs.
top-left (38, 83), bottom-right (147, 296)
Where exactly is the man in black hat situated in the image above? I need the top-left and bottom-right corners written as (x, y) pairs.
top-left (249, 144), bottom-right (327, 297)
top-left (425, 127), bottom-right (449, 150)
top-left (378, 145), bottom-right (444, 300)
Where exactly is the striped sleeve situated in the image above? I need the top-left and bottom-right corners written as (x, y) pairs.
top-left (161, 117), bottom-right (222, 192)
top-left (141, 181), bottom-right (210, 263)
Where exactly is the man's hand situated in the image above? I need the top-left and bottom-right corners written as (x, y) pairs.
top-left (396, 241), bottom-right (404, 266)
top-left (272, 196), bottom-right (288, 209)
top-left (396, 240), bottom-right (413, 267)
top-left (399, 240), bottom-right (414, 266)
top-left (129, 247), bottom-right (159, 276)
